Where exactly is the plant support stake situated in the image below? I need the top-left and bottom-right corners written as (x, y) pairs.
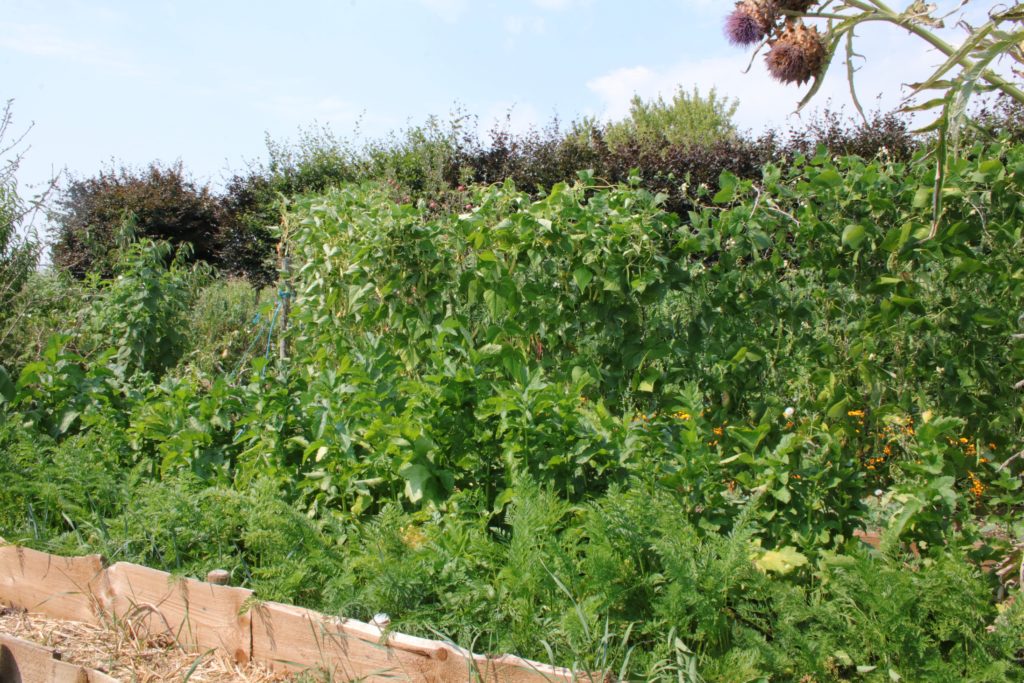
top-left (279, 255), bottom-right (290, 361)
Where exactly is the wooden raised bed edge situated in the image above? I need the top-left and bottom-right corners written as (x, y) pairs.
top-left (0, 631), bottom-right (119, 683)
top-left (0, 538), bottom-right (602, 682)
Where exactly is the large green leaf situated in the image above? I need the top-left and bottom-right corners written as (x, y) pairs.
top-left (399, 463), bottom-right (433, 504)
top-left (841, 224), bottom-right (867, 249)
top-left (572, 266), bottom-right (594, 290)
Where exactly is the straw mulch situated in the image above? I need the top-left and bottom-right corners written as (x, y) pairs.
top-left (0, 604), bottom-right (295, 682)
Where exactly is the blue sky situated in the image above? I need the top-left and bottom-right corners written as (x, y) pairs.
top-left (2, 0), bottom-right (984, 197)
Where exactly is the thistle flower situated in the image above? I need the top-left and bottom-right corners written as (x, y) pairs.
top-left (765, 22), bottom-right (826, 85)
top-left (724, 0), bottom-right (778, 46)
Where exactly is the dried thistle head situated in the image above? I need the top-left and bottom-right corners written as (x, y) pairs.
top-left (724, 0), bottom-right (779, 46)
top-left (777, 0), bottom-right (817, 13)
top-left (765, 22), bottom-right (826, 85)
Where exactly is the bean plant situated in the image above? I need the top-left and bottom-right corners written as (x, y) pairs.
top-left (2, 127), bottom-right (1024, 680)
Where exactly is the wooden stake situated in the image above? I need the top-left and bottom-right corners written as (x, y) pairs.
top-left (278, 255), bottom-right (290, 361)
top-left (206, 569), bottom-right (230, 586)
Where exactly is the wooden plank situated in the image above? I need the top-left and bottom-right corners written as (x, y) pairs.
top-left (97, 562), bottom-right (253, 664)
top-left (251, 600), bottom-right (446, 681)
top-left (854, 529), bottom-right (882, 548)
top-left (0, 542), bottom-right (105, 623)
top-left (0, 633), bottom-right (120, 683)
top-left (0, 540), bottom-right (596, 681)
top-left (853, 529), bottom-right (920, 558)
top-left (469, 652), bottom-right (603, 683)
top-left (250, 601), bottom-right (590, 682)
top-left (377, 630), bottom-right (582, 682)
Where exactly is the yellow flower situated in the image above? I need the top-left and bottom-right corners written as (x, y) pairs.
top-left (400, 525), bottom-right (427, 549)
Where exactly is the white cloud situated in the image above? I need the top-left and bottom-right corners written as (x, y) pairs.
top-left (587, 21), bottom-right (953, 132)
top-left (0, 21), bottom-right (141, 74)
top-left (416, 0), bottom-right (470, 23)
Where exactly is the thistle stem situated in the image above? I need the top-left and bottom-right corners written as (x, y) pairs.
top-left (838, 0), bottom-right (1024, 105)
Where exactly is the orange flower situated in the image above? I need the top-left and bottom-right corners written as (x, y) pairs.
top-left (967, 471), bottom-right (985, 498)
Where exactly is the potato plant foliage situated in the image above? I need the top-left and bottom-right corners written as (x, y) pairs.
top-left (2, 137), bottom-right (1024, 679)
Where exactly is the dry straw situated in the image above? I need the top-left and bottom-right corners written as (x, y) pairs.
top-left (0, 605), bottom-right (292, 682)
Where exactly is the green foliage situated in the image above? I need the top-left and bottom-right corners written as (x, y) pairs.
top-left (5, 236), bottom-right (206, 442)
top-left (75, 101), bottom-right (919, 290)
top-left (0, 100), bottom-right (41, 285)
top-left (224, 101), bottom-right (913, 261)
top-left (180, 277), bottom-right (267, 376)
top-left (2, 424), bottom-right (1018, 680)
top-left (0, 267), bottom-right (78, 374)
top-left (80, 233), bottom-right (204, 379)
top-left (274, 140), bottom-right (1024, 547)
top-left (604, 87), bottom-right (738, 151)
top-left (0, 100), bottom-right (48, 371)
top-left (360, 113), bottom-right (476, 195)
top-left (4, 133), bottom-right (1024, 678)
top-left (0, 182), bottom-right (37, 305)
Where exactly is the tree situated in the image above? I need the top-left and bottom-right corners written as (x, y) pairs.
top-left (604, 87), bottom-right (740, 151)
top-left (51, 161), bottom-right (221, 278)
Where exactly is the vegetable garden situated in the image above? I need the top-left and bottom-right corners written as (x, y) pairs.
top-left (5, 3), bottom-right (1024, 674)
top-left (2, 129), bottom-right (1024, 679)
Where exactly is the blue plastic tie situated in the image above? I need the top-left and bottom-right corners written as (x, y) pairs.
top-left (260, 300), bottom-right (282, 377)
